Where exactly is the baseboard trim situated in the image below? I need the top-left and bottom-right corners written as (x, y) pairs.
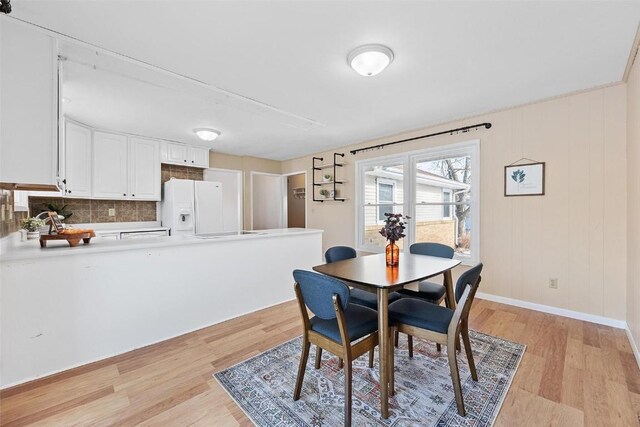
top-left (475, 292), bottom-right (626, 329)
top-left (625, 326), bottom-right (640, 369)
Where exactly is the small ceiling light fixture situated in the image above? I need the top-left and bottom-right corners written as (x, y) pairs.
top-left (193, 128), bottom-right (221, 141)
top-left (347, 44), bottom-right (394, 77)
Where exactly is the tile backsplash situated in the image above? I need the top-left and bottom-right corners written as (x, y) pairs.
top-left (28, 198), bottom-right (157, 224)
top-left (0, 190), bottom-right (28, 238)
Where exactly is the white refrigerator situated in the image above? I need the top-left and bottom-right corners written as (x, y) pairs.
top-left (162, 179), bottom-right (223, 235)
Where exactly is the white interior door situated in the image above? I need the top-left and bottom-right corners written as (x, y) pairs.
top-left (251, 172), bottom-right (285, 230)
top-left (204, 168), bottom-right (243, 232)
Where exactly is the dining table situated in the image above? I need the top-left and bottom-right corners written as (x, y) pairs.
top-left (312, 251), bottom-right (461, 419)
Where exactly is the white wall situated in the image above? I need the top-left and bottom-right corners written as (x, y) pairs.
top-left (283, 84), bottom-right (628, 321)
top-left (627, 50), bottom-right (640, 348)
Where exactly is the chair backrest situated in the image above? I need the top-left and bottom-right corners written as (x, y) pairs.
top-left (409, 242), bottom-right (455, 259)
top-left (324, 246), bottom-right (357, 263)
top-left (293, 269), bottom-right (350, 320)
top-left (454, 263), bottom-right (483, 303)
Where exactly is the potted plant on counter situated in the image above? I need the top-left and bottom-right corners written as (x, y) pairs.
top-left (21, 217), bottom-right (46, 240)
top-left (319, 189), bottom-right (330, 199)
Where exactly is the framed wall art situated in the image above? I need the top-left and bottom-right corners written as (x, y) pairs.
top-left (504, 161), bottom-right (545, 196)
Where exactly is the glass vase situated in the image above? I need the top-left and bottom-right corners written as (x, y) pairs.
top-left (385, 241), bottom-right (399, 266)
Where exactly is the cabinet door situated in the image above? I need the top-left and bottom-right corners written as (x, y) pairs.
top-left (166, 143), bottom-right (188, 164)
top-left (93, 131), bottom-right (128, 199)
top-left (0, 20), bottom-right (57, 186)
top-left (129, 137), bottom-right (160, 201)
top-left (189, 146), bottom-right (210, 168)
top-left (64, 122), bottom-right (92, 197)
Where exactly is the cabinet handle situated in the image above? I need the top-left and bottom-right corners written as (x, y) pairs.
top-left (132, 194), bottom-right (135, 197)
top-left (123, 193), bottom-right (127, 196)
top-left (68, 190), bottom-right (72, 194)
top-left (191, 160), bottom-right (194, 163)
top-left (184, 159), bottom-right (187, 162)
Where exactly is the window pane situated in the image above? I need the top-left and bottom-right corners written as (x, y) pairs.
top-left (363, 162), bottom-right (404, 206)
top-left (415, 204), bottom-right (471, 257)
top-left (363, 205), bottom-right (405, 250)
top-left (415, 156), bottom-right (471, 204)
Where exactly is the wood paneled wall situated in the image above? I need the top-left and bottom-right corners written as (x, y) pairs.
top-left (282, 84), bottom-right (628, 321)
top-left (627, 54), bottom-right (640, 346)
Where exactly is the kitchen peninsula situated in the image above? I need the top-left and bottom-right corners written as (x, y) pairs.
top-left (0, 228), bottom-right (322, 387)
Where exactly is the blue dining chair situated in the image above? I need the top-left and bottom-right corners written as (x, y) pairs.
top-left (293, 269), bottom-right (380, 427)
top-left (388, 263), bottom-right (483, 417)
top-left (324, 246), bottom-right (402, 312)
top-left (395, 242), bottom-right (455, 353)
top-left (397, 242), bottom-right (455, 305)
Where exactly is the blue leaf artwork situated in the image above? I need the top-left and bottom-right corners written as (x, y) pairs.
top-left (511, 169), bottom-right (525, 183)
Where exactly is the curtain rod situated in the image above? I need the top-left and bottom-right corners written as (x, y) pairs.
top-left (349, 122), bottom-right (492, 155)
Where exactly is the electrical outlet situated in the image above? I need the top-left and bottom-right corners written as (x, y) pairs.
top-left (108, 208), bottom-right (116, 217)
top-left (549, 278), bottom-right (558, 289)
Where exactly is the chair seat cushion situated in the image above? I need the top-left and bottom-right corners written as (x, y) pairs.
top-left (349, 288), bottom-right (402, 310)
top-left (388, 298), bottom-right (454, 334)
top-left (397, 281), bottom-right (446, 302)
top-left (310, 303), bottom-right (378, 343)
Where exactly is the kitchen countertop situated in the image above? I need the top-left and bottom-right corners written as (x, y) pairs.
top-left (0, 228), bottom-right (323, 262)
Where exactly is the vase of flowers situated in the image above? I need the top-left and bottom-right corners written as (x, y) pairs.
top-left (21, 217), bottom-right (46, 240)
top-left (379, 212), bottom-right (410, 266)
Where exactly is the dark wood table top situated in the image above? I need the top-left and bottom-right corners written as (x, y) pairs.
top-left (312, 252), bottom-right (461, 290)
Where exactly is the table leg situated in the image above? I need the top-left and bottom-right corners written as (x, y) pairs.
top-left (377, 288), bottom-right (389, 419)
top-left (444, 269), bottom-right (456, 309)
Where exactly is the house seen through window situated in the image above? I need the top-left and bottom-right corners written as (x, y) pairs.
top-left (357, 141), bottom-right (479, 263)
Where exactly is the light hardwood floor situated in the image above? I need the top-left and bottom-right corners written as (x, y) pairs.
top-left (1, 298), bottom-right (639, 426)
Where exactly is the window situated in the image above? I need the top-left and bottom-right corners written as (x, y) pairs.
top-left (356, 140), bottom-right (480, 264)
top-left (377, 179), bottom-right (395, 221)
top-left (442, 190), bottom-right (452, 219)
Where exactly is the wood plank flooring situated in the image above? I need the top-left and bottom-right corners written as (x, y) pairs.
top-left (1, 298), bottom-right (639, 426)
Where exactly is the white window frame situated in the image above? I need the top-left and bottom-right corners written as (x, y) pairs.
top-left (355, 139), bottom-right (480, 265)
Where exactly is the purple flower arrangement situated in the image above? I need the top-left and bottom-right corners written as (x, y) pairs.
top-left (379, 213), bottom-right (410, 243)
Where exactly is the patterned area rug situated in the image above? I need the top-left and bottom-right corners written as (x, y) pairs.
top-left (215, 331), bottom-right (525, 426)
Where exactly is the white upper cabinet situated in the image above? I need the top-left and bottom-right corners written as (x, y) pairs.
top-left (129, 137), bottom-right (160, 201)
top-left (92, 131), bottom-right (129, 199)
top-left (165, 143), bottom-right (189, 164)
top-left (63, 121), bottom-right (92, 198)
top-left (0, 20), bottom-right (58, 186)
top-left (189, 146), bottom-right (210, 168)
top-left (161, 142), bottom-right (209, 168)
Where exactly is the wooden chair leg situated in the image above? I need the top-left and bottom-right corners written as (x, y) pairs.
top-left (314, 346), bottom-right (323, 369)
top-left (293, 339), bottom-right (311, 400)
top-left (461, 326), bottom-right (478, 381)
top-left (436, 343), bottom-right (442, 352)
top-left (338, 358), bottom-right (344, 369)
top-left (394, 330), bottom-right (399, 348)
top-left (447, 335), bottom-right (465, 416)
top-left (344, 358), bottom-right (352, 427)
top-left (368, 349), bottom-right (374, 368)
top-left (408, 335), bottom-right (414, 358)
top-left (389, 327), bottom-right (395, 396)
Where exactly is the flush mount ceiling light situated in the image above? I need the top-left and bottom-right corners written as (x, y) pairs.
top-left (193, 128), bottom-right (221, 141)
top-left (347, 44), bottom-right (394, 77)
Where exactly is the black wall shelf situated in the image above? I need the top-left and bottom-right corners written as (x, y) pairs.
top-left (312, 153), bottom-right (346, 202)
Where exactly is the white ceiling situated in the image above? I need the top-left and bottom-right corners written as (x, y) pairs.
top-left (8, 1), bottom-right (640, 161)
